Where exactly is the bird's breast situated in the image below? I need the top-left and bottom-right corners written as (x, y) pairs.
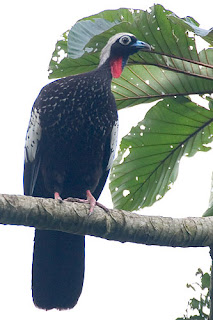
top-left (39, 83), bottom-right (117, 147)
top-left (35, 72), bottom-right (118, 197)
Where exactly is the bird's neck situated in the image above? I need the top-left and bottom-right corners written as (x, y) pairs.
top-left (109, 57), bottom-right (123, 78)
top-left (98, 56), bottom-right (128, 79)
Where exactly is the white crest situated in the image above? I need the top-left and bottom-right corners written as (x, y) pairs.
top-left (99, 33), bottom-right (134, 66)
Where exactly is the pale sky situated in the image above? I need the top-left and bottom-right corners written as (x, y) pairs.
top-left (0, 1), bottom-right (213, 319)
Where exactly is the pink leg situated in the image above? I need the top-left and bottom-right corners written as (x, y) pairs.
top-left (54, 192), bottom-right (62, 201)
top-left (86, 190), bottom-right (96, 213)
top-left (65, 190), bottom-right (96, 213)
top-left (64, 190), bottom-right (109, 213)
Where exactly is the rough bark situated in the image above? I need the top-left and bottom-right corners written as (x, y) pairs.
top-left (1, 193), bottom-right (213, 248)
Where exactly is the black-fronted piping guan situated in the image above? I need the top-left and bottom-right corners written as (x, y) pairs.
top-left (24, 32), bottom-right (151, 310)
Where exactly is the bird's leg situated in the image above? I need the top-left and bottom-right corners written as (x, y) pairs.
top-left (54, 192), bottom-right (61, 200)
top-left (86, 190), bottom-right (97, 214)
top-left (65, 190), bottom-right (109, 214)
top-left (85, 190), bottom-right (110, 213)
top-left (54, 191), bottom-right (63, 202)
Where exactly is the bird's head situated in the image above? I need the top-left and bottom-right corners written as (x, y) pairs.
top-left (99, 33), bottom-right (151, 78)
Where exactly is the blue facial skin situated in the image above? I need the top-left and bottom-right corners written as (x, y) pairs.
top-left (121, 40), bottom-right (151, 69)
top-left (132, 40), bottom-right (151, 51)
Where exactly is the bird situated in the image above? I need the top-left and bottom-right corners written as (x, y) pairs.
top-left (24, 32), bottom-right (151, 310)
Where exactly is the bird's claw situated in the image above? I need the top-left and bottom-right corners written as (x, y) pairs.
top-left (86, 190), bottom-right (109, 214)
top-left (54, 192), bottom-right (63, 203)
top-left (64, 191), bottom-right (109, 214)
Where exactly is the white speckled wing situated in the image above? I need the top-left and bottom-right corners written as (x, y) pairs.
top-left (24, 108), bottom-right (41, 163)
top-left (24, 107), bottom-right (42, 196)
top-left (107, 120), bottom-right (119, 171)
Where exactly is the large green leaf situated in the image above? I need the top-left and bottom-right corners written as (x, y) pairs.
top-left (67, 9), bottom-right (137, 59)
top-left (48, 8), bottom-right (135, 78)
top-left (47, 6), bottom-right (213, 211)
top-left (167, 15), bottom-right (213, 46)
top-left (112, 54), bottom-right (213, 109)
top-left (110, 97), bottom-right (213, 211)
top-left (49, 5), bottom-right (213, 108)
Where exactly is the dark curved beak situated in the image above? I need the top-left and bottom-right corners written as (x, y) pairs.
top-left (132, 40), bottom-right (151, 51)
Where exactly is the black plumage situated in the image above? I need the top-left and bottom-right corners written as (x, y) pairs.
top-left (24, 33), bottom-right (151, 310)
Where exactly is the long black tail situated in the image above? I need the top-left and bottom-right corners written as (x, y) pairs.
top-left (32, 230), bottom-right (85, 310)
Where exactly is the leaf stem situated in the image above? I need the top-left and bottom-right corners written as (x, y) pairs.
top-left (115, 90), bottom-right (213, 102)
top-left (149, 50), bottom-right (213, 70)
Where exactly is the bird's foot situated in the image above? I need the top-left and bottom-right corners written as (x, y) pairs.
top-left (54, 192), bottom-right (63, 202)
top-left (86, 190), bottom-right (109, 213)
top-left (65, 190), bottom-right (109, 214)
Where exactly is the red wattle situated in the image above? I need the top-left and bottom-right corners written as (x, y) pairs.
top-left (110, 57), bottom-right (123, 78)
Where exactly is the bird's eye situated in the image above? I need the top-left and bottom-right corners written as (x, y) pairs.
top-left (119, 35), bottom-right (132, 46)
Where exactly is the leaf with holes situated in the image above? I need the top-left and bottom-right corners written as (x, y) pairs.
top-left (167, 14), bottom-right (213, 46)
top-left (49, 8), bottom-right (135, 78)
top-left (110, 97), bottom-right (213, 211)
top-left (49, 5), bottom-right (213, 109)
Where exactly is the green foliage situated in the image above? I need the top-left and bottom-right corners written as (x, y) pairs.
top-left (176, 268), bottom-right (210, 320)
top-left (168, 15), bottom-right (213, 46)
top-left (47, 9), bottom-right (213, 320)
top-left (111, 97), bottom-right (213, 210)
top-left (48, 4), bottom-right (213, 211)
top-left (203, 170), bottom-right (213, 217)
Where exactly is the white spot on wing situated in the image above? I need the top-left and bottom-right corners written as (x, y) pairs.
top-left (107, 120), bottom-right (119, 171)
top-left (24, 108), bottom-right (41, 163)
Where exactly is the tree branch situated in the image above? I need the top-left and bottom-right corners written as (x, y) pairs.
top-left (1, 193), bottom-right (213, 247)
